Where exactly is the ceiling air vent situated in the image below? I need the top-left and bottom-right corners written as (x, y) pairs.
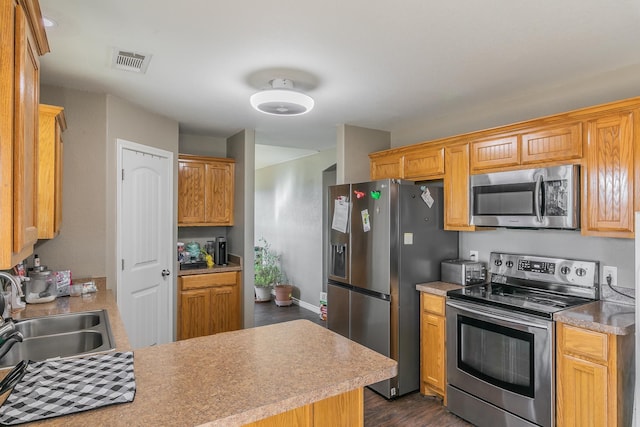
top-left (112, 49), bottom-right (152, 73)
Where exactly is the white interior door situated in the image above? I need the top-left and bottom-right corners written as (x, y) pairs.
top-left (117, 139), bottom-right (173, 349)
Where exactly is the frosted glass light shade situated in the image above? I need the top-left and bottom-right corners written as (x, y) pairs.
top-left (250, 89), bottom-right (314, 116)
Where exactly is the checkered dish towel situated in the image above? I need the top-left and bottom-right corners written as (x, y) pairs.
top-left (0, 351), bottom-right (136, 425)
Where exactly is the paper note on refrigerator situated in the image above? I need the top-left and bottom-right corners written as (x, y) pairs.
top-left (361, 209), bottom-right (371, 232)
top-left (332, 199), bottom-right (349, 233)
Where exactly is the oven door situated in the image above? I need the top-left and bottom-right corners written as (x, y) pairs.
top-left (446, 300), bottom-right (554, 427)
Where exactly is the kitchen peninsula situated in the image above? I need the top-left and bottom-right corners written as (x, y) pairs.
top-left (2, 283), bottom-right (397, 426)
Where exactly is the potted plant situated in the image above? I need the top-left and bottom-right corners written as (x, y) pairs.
top-left (254, 238), bottom-right (281, 302)
top-left (274, 273), bottom-right (293, 307)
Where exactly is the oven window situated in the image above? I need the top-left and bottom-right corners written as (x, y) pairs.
top-left (457, 315), bottom-right (535, 398)
top-left (473, 183), bottom-right (536, 216)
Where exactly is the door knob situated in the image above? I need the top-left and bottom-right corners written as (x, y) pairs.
top-left (161, 269), bottom-right (171, 277)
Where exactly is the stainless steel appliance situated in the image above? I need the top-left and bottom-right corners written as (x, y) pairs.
top-left (441, 259), bottom-right (486, 286)
top-left (327, 180), bottom-right (458, 398)
top-left (214, 237), bottom-right (227, 266)
top-left (446, 252), bottom-right (599, 427)
top-left (470, 164), bottom-right (580, 229)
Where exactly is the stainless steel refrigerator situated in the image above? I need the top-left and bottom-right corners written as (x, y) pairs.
top-left (327, 179), bottom-right (458, 399)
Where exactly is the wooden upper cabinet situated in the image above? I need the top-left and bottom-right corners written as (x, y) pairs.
top-left (444, 143), bottom-right (474, 231)
top-left (583, 111), bottom-right (635, 237)
top-left (178, 155), bottom-right (235, 226)
top-left (470, 123), bottom-right (582, 173)
top-left (37, 104), bottom-right (66, 239)
top-left (470, 135), bottom-right (519, 172)
top-left (521, 123), bottom-right (582, 164)
top-left (370, 154), bottom-right (402, 180)
top-left (404, 146), bottom-right (444, 180)
top-left (0, 0), bottom-right (49, 268)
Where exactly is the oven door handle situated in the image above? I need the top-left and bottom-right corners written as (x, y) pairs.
top-left (446, 301), bottom-right (550, 330)
top-left (534, 174), bottom-right (543, 222)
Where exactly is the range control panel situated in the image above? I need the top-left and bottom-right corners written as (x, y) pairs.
top-left (489, 252), bottom-right (599, 288)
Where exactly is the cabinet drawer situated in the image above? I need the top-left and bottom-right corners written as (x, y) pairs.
top-left (561, 324), bottom-right (608, 363)
top-left (422, 293), bottom-right (445, 316)
top-left (180, 271), bottom-right (238, 291)
top-left (404, 147), bottom-right (445, 179)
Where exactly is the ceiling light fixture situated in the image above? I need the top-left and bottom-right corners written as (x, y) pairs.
top-left (42, 16), bottom-right (57, 27)
top-left (250, 78), bottom-right (314, 116)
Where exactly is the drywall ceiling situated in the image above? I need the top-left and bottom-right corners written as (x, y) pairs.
top-left (39, 0), bottom-right (640, 152)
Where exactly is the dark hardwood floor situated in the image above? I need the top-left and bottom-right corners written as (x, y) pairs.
top-left (254, 300), bottom-right (472, 427)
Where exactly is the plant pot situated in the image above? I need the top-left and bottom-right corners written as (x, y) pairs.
top-left (274, 284), bottom-right (293, 307)
top-left (254, 286), bottom-right (272, 302)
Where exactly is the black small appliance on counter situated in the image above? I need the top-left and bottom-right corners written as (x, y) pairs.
top-left (214, 237), bottom-right (227, 266)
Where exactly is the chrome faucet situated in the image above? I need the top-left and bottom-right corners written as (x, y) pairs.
top-left (0, 271), bottom-right (25, 311)
top-left (0, 319), bottom-right (23, 360)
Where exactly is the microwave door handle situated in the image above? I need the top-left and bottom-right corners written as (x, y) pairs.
top-left (534, 175), bottom-right (543, 222)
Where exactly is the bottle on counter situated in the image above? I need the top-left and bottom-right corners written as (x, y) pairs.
top-left (33, 254), bottom-right (40, 268)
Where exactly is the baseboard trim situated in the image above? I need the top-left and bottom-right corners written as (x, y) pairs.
top-left (293, 297), bottom-right (321, 314)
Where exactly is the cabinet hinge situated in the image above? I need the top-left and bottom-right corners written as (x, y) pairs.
top-left (121, 259), bottom-right (124, 271)
top-left (121, 169), bottom-right (125, 180)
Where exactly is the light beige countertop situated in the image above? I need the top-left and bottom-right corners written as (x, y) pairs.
top-left (554, 300), bottom-right (635, 336)
top-left (2, 283), bottom-right (396, 426)
top-left (416, 281), bottom-right (463, 296)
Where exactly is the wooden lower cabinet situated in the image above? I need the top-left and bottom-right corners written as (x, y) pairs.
top-left (420, 293), bottom-right (447, 403)
top-left (178, 271), bottom-right (241, 340)
top-left (556, 322), bottom-right (634, 427)
top-left (244, 388), bottom-right (363, 427)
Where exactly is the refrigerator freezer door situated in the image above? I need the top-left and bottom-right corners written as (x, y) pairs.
top-left (327, 283), bottom-right (350, 339)
top-left (351, 289), bottom-right (393, 397)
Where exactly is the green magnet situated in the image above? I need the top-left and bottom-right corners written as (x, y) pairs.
top-left (370, 190), bottom-right (381, 200)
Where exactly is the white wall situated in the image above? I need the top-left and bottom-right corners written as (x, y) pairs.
top-left (227, 130), bottom-right (255, 328)
top-left (255, 149), bottom-right (337, 308)
top-left (337, 124), bottom-right (390, 184)
top-left (35, 86), bottom-right (108, 277)
top-left (35, 86), bottom-right (180, 292)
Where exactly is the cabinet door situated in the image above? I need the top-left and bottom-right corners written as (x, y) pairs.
top-left (557, 354), bottom-right (608, 427)
top-left (179, 288), bottom-right (212, 340)
top-left (584, 112), bottom-right (634, 237)
top-left (205, 161), bottom-right (234, 225)
top-left (444, 143), bottom-right (474, 230)
top-left (0, 0), bottom-right (16, 268)
top-left (422, 312), bottom-right (445, 395)
top-left (370, 155), bottom-right (402, 180)
top-left (37, 105), bottom-right (65, 239)
top-left (470, 135), bottom-right (519, 172)
top-left (177, 159), bottom-right (206, 224)
top-left (521, 123), bottom-right (582, 165)
top-left (210, 283), bottom-right (240, 334)
top-left (404, 147), bottom-right (444, 180)
top-left (12, 4), bottom-right (39, 258)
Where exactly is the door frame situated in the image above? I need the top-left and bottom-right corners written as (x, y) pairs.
top-left (116, 138), bottom-right (175, 342)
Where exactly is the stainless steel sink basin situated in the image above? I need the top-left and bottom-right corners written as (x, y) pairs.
top-left (14, 311), bottom-right (101, 338)
top-left (0, 310), bottom-right (116, 368)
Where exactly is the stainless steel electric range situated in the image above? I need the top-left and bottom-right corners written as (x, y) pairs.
top-left (445, 252), bottom-right (599, 427)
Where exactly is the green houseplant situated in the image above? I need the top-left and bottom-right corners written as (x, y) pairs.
top-left (254, 238), bottom-right (281, 302)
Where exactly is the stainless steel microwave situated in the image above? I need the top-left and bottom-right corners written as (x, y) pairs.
top-left (470, 164), bottom-right (579, 229)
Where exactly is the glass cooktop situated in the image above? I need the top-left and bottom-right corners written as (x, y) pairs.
top-left (447, 283), bottom-right (593, 319)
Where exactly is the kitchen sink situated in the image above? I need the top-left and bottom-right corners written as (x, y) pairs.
top-left (14, 311), bottom-right (101, 338)
top-left (0, 310), bottom-right (116, 368)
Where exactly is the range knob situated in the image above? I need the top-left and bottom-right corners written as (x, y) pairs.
top-left (576, 268), bottom-right (587, 277)
top-left (560, 266), bottom-right (571, 275)
top-left (494, 259), bottom-right (503, 266)
top-left (506, 260), bottom-right (514, 268)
